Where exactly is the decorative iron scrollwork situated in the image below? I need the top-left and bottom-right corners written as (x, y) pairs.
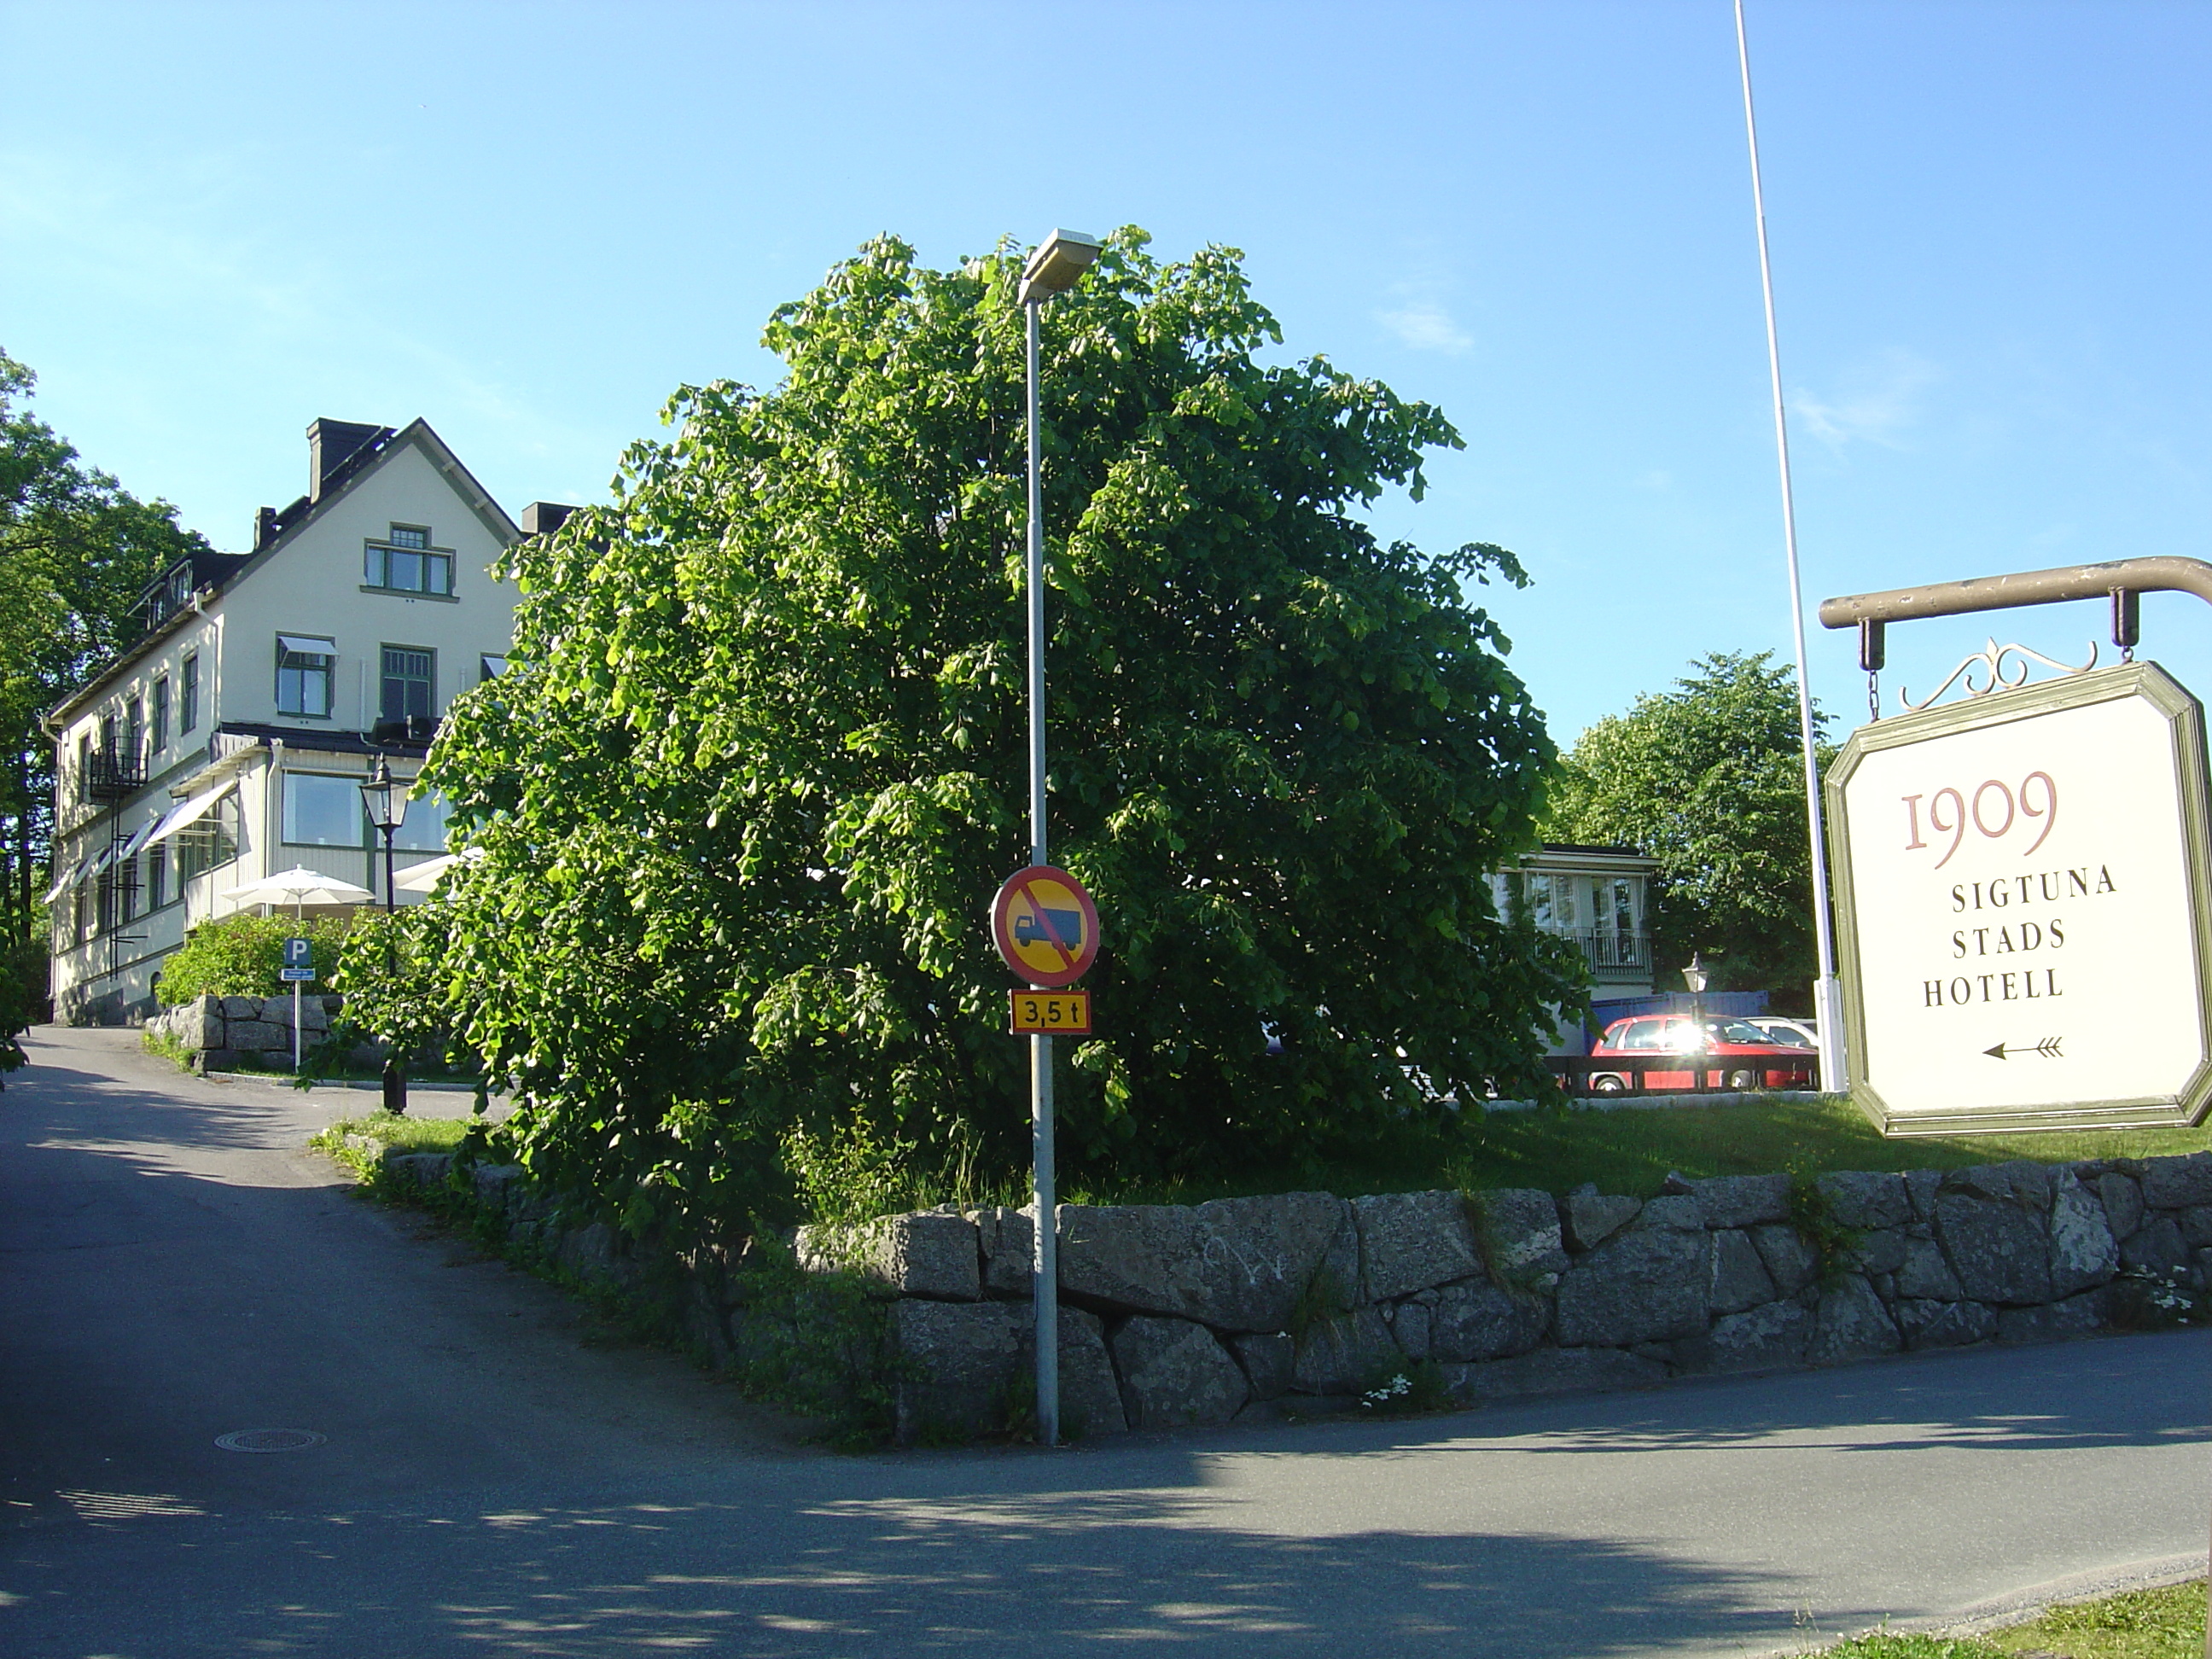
top-left (1897, 638), bottom-right (2098, 713)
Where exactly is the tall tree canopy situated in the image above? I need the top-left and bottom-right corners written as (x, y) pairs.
top-left (1543, 651), bottom-right (1830, 992)
top-left (396, 231), bottom-right (1580, 1225)
top-left (0, 350), bottom-right (207, 1059)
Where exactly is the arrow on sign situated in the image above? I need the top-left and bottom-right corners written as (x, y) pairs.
top-left (1983, 1038), bottom-right (2064, 1060)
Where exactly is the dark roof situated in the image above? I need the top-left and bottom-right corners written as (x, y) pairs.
top-left (215, 720), bottom-right (435, 760)
top-left (1536, 841), bottom-right (1648, 859)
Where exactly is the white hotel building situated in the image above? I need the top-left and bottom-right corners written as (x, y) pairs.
top-left (44, 417), bottom-right (566, 1024)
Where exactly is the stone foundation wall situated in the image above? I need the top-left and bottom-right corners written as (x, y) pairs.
top-left (372, 1147), bottom-right (2212, 1445)
top-left (148, 993), bottom-right (344, 1071)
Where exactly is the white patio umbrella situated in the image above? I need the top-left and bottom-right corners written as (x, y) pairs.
top-left (391, 846), bottom-right (484, 894)
top-left (220, 865), bottom-right (375, 921)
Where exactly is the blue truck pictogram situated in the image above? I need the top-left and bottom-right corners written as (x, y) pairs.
top-left (1014, 908), bottom-right (1082, 949)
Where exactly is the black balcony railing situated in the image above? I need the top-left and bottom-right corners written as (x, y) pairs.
top-left (82, 747), bottom-right (145, 804)
top-left (1561, 928), bottom-right (1652, 974)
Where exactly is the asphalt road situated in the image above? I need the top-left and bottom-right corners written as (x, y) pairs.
top-left (2, 1023), bottom-right (2207, 1658)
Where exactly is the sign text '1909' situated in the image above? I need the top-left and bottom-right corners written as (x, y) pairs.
top-left (1904, 772), bottom-right (2058, 869)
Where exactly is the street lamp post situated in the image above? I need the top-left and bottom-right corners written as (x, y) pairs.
top-left (1017, 227), bottom-right (1102, 1448)
top-left (1682, 952), bottom-right (1710, 1090)
top-left (359, 755), bottom-right (410, 1117)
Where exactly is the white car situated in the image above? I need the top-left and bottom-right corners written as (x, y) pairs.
top-left (1744, 1016), bottom-right (1819, 1050)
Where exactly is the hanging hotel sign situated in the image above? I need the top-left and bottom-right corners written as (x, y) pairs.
top-left (1826, 661), bottom-right (2212, 1134)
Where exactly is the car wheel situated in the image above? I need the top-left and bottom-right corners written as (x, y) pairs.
top-left (1727, 1068), bottom-right (1758, 1091)
top-left (1592, 1074), bottom-right (1626, 1094)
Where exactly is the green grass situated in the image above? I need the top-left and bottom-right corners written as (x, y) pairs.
top-left (1057, 1097), bottom-right (2212, 1209)
top-left (1814, 1580), bottom-right (2205, 1659)
top-left (310, 1111), bottom-right (482, 1178)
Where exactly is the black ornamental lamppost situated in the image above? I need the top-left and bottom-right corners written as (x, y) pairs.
top-left (359, 755), bottom-right (410, 1116)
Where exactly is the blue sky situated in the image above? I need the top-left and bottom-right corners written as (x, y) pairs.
top-left (6, 1), bottom-right (2209, 746)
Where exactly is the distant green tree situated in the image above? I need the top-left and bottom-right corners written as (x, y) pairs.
top-left (390, 230), bottom-right (1581, 1230)
top-left (1544, 651), bottom-right (1831, 992)
top-left (0, 350), bottom-right (211, 1028)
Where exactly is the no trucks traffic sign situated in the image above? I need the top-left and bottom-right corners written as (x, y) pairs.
top-left (990, 864), bottom-right (1099, 990)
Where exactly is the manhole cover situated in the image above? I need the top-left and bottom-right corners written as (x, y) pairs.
top-left (214, 1429), bottom-right (326, 1454)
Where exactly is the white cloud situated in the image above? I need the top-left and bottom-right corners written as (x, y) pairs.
top-left (1791, 348), bottom-right (1941, 449)
top-left (1377, 298), bottom-right (1474, 354)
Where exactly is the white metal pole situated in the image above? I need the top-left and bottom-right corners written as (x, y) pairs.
top-left (293, 897), bottom-right (303, 1072)
top-left (1024, 295), bottom-right (1060, 1447)
top-left (1736, 0), bottom-right (1846, 1091)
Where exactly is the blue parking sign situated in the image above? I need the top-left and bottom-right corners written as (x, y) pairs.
top-left (283, 936), bottom-right (311, 969)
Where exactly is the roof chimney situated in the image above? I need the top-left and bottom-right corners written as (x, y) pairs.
top-left (521, 501), bottom-right (578, 537)
top-left (255, 506), bottom-right (280, 550)
top-left (306, 418), bottom-right (387, 502)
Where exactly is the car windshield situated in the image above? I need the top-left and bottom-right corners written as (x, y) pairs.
top-left (1713, 1020), bottom-right (1774, 1045)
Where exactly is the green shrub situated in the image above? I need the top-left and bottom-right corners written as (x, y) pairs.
top-left (155, 912), bottom-right (353, 1004)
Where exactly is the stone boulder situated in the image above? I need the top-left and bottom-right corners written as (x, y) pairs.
top-left (2098, 1173), bottom-right (2145, 1239)
top-left (471, 1164), bottom-right (525, 1214)
top-left (1895, 1236), bottom-right (1965, 1301)
top-left (1021, 1307), bottom-right (1126, 1439)
top-left (2122, 1215), bottom-right (2190, 1280)
top-left (226, 1019), bottom-right (288, 1053)
top-left (1562, 1187), bottom-right (1641, 1252)
top-left (1110, 1316), bottom-right (1249, 1429)
top-left (1807, 1273), bottom-right (1901, 1365)
top-left (2047, 1170), bottom-right (2120, 1298)
top-left (796, 1213), bottom-right (981, 1301)
top-left (1707, 1230), bottom-right (1778, 1314)
top-left (1293, 1307), bottom-right (1398, 1394)
top-left (1476, 1188), bottom-right (1569, 1286)
top-left (1676, 1301), bottom-right (1811, 1374)
top-left (220, 995), bottom-right (261, 1020)
top-left (1633, 1195), bottom-right (1704, 1231)
top-left (1230, 1332), bottom-right (1295, 1400)
top-left (1815, 1171), bottom-right (1912, 1231)
top-left (1057, 1192), bottom-right (1352, 1332)
top-left (1998, 1291), bottom-right (2105, 1345)
top-left (1895, 1299), bottom-right (1997, 1350)
top-left (1935, 1190), bottom-right (2052, 1303)
top-left (1388, 1300), bottom-right (1431, 1359)
top-left (164, 996), bottom-right (222, 1051)
top-left (969, 1206), bottom-right (1033, 1297)
top-left (1428, 1279), bottom-right (1546, 1363)
top-left (1353, 1190), bottom-right (1481, 1303)
top-left (892, 1301), bottom-right (1023, 1442)
top-left (1555, 1226), bottom-right (1706, 1347)
top-left (1687, 1173), bottom-right (1791, 1229)
top-left (2140, 1152), bottom-right (2212, 1209)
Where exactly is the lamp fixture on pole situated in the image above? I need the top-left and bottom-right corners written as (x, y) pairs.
top-left (358, 754), bottom-right (410, 1117)
top-left (1682, 952), bottom-right (1710, 1086)
top-left (1019, 225), bottom-right (1100, 1450)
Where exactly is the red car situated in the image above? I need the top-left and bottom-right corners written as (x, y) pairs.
top-left (1586, 1015), bottom-right (1816, 1094)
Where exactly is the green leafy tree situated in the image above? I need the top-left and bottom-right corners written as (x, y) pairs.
top-left (1544, 651), bottom-right (1830, 992)
top-left (403, 230), bottom-right (1580, 1228)
top-left (0, 350), bottom-right (210, 1021)
top-left (154, 912), bottom-right (354, 1003)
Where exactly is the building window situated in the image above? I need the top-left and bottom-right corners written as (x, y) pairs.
top-left (480, 655), bottom-right (508, 683)
top-left (148, 841), bottom-right (167, 911)
top-left (181, 653), bottom-right (200, 733)
top-left (126, 699), bottom-right (143, 768)
top-left (395, 789), bottom-right (451, 853)
top-left (276, 635), bottom-right (336, 717)
top-left (381, 646), bottom-right (434, 724)
top-left (76, 733), bottom-right (91, 804)
top-left (153, 678), bottom-right (170, 753)
top-left (175, 796), bottom-right (239, 884)
top-left (282, 772), bottom-right (365, 847)
top-left (364, 524), bottom-right (453, 596)
top-left (118, 853), bottom-right (139, 923)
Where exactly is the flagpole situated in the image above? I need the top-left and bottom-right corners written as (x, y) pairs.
top-left (1735, 0), bottom-right (1844, 1090)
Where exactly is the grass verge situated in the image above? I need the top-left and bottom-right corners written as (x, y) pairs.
top-left (311, 1111), bottom-right (480, 1179)
top-left (1058, 1097), bottom-right (2212, 1210)
top-left (1813, 1579), bottom-right (2204, 1659)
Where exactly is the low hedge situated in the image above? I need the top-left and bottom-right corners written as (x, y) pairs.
top-left (155, 912), bottom-right (354, 1004)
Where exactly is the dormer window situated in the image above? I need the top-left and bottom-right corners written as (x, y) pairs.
top-left (276, 634), bottom-right (335, 717)
top-left (364, 524), bottom-right (453, 596)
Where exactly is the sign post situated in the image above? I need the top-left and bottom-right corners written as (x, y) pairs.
top-left (1820, 556), bottom-right (2212, 1659)
top-left (279, 936), bottom-right (316, 1072)
top-left (990, 863), bottom-right (1100, 1446)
